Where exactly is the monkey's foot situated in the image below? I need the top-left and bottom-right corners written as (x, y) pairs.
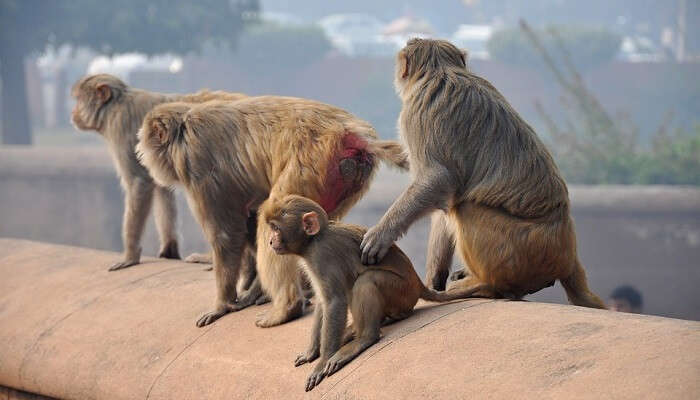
top-left (184, 252), bottom-right (212, 264)
top-left (360, 225), bottom-right (395, 265)
top-left (196, 304), bottom-right (235, 327)
top-left (158, 241), bottom-right (181, 259)
top-left (294, 349), bottom-right (320, 367)
top-left (255, 300), bottom-right (304, 328)
top-left (108, 259), bottom-right (139, 271)
top-left (323, 353), bottom-right (351, 377)
top-left (305, 366), bottom-right (327, 392)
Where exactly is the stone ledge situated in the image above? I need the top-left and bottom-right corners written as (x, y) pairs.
top-left (0, 239), bottom-right (698, 399)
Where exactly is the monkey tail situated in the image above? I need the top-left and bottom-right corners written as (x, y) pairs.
top-left (560, 260), bottom-right (607, 309)
top-left (367, 140), bottom-right (410, 171)
top-left (419, 283), bottom-right (488, 303)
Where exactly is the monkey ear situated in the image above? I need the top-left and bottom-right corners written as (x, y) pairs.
top-left (399, 52), bottom-right (409, 79)
top-left (95, 84), bottom-right (112, 103)
top-left (302, 212), bottom-right (320, 236)
top-left (460, 50), bottom-right (468, 67)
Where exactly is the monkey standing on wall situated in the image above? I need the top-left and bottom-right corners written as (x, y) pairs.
top-left (70, 74), bottom-right (247, 270)
top-left (360, 39), bottom-right (606, 309)
top-left (136, 97), bottom-right (409, 327)
top-left (264, 195), bottom-right (486, 391)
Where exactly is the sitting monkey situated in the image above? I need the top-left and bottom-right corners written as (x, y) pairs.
top-left (263, 195), bottom-right (485, 392)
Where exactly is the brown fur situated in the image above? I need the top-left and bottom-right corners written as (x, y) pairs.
top-left (70, 74), bottom-right (247, 270)
top-left (264, 195), bottom-right (484, 391)
top-left (360, 39), bottom-right (606, 309)
top-left (136, 96), bottom-right (409, 327)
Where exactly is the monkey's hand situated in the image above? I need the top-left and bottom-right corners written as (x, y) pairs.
top-left (196, 303), bottom-right (236, 327)
top-left (294, 348), bottom-right (320, 367)
top-left (360, 225), bottom-right (395, 264)
top-left (305, 364), bottom-right (327, 392)
top-left (108, 259), bottom-right (139, 271)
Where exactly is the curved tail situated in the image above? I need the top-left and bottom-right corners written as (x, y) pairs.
top-left (560, 260), bottom-right (608, 309)
top-left (420, 282), bottom-right (488, 302)
top-left (367, 140), bottom-right (410, 171)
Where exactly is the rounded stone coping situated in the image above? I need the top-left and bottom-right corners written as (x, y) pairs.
top-left (0, 239), bottom-right (698, 399)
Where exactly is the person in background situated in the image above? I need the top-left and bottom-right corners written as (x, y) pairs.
top-left (609, 285), bottom-right (644, 313)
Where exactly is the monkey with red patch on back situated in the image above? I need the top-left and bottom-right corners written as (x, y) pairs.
top-left (137, 96), bottom-right (409, 328)
top-left (264, 195), bottom-right (486, 392)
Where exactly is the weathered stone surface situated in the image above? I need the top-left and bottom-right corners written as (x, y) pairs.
top-left (0, 239), bottom-right (698, 399)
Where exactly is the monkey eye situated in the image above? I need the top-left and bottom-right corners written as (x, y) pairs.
top-left (269, 223), bottom-right (280, 232)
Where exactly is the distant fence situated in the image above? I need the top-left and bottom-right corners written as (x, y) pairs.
top-left (1, 146), bottom-right (699, 320)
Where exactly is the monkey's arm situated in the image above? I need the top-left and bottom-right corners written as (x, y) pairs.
top-left (110, 177), bottom-right (155, 271)
top-left (306, 297), bottom-right (347, 391)
top-left (295, 303), bottom-right (322, 366)
top-left (361, 167), bottom-right (452, 264)
top-left (425, 211), bottom-right (456, 290)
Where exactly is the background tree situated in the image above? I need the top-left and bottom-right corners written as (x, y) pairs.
top-left (0, 0), bottom-right (258, 145)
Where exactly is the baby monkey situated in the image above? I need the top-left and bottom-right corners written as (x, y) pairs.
top-left (264, 195), bottom-right (485, 391)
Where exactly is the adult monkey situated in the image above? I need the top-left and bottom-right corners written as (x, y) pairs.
top-left (360, 39), bottom-right (606, 309)
top-left (70, 74), bottom-right (247, 270)
top-left (136, 98), bottom-right (409, 327)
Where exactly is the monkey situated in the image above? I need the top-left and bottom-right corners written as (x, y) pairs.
top-left (70, 74), bottom-right (247, 270)
top-left (263, 195), bottom-right (486, 391)
top-left (360, 38), bottom-right (607, 309)
top-left (136, 97), bottom-right (409, 327)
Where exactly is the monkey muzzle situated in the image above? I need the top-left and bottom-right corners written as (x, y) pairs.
top-left (270, 241), bottom-right (287, 255)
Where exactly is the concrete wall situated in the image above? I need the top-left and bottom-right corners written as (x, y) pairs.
top-left (1, 146), bottom-right (699, 320)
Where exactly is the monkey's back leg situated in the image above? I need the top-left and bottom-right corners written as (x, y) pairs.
top-left (451, 201), bottom-right (573, 298)
top-left (323, 273), bottom-right (384, 377)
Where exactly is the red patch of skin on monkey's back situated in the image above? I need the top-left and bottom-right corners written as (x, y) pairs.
top-left (319, 132), bottom-right (373, 214)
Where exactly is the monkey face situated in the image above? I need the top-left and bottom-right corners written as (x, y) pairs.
top-left (264, 196), bottom-right (326, 256)
top-left (268, 222), bottom-right (290, 255)
top-left (70, 104), bottom-right (92, 131)
top-left (70, 79), bottom-right (114, 132)
top-left (70, 88), bottom-right (102, 132)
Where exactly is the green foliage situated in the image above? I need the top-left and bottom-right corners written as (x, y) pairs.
top-left (519, 21), bottom-right (699, 186)
top-left (548, 119), bottom-right (700, 186)
top-left (488, 25), bottom-right (621, 70)
top-left (233, 23), bottom-right (332, 73)
top-left (638, 127), bottom-right (700, 185)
